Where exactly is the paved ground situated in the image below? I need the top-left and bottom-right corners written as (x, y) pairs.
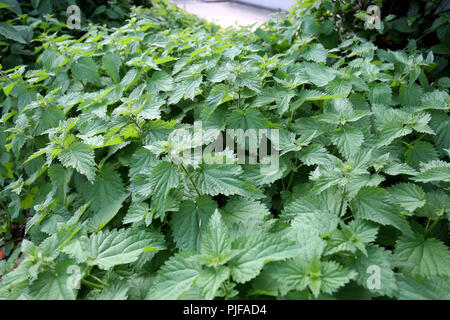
top-left (168, 0), bottom-right (277, 28)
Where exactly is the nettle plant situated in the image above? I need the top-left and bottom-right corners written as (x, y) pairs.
top-left (0, 1), bottom-right (449, 300)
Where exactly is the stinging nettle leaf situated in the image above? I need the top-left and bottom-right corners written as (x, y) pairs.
top-left (58, 142), bottom-right (96, 182)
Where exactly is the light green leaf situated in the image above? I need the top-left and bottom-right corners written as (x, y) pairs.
top-left (58, 142), bottom-right (96, 182)
top-left (395, 234), bottom-right (450, 277)
top-left (96, 279), bottom-right (129, 300)
top-left (149, 161), bottom-right (179, 220)
top-left (421, 90), bottom-right (450, 110)
top-left (146, 251), bottom-right (201, 300)
top-left (170, 196), bottom-right (217, 251)
top-left (396, 275), bottom-right (450, 300)
top-left (146, 70), bottom-right (174, 93)
top-left (197, 266), bottom-right (230, 300)
top-left (349, 245), bottom-right (397, 297)
top-left (325, 219), bottom-right (378, 256)
top-left (386, 182), bottom-right (426, 213)
top-left (71, 57), bottom-right (101, 86)
top-left (331, 126), bottom-right (364, 159)
top-left (80, 228), bottom-right (159, 270)
top-left (221, 197), bottom-right (270, 226)
top-left (229, 229), bottom-right (299, 283)
top-left (85, 166), bottom-right (128, 231)
top-left (198, 210), bottom-right (237, 267)
top-left (102, 51), bottom-right (121, 82)
top-left (411, 160), bottom-right (450, 183)
top-left (303, 43), bottom-right (328, 63)
top-left (28, 260), bottom-right (77, 300)
top-left (123, 201), bottom-right (150, 225)
top-left (350, 186), bottom-right (411, 233)
top-left (193, 163), bottom-right (264, 199)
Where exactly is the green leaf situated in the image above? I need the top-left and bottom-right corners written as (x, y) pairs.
top-left (0, 22), bottom-right (27, 44)
top-left (349, 245), bottom-right (397, 297)
top-left (198, 210), bottom-right (237, 267)
top-left (303, 43), bottom-right (328, 63)
top-left (325, 219), bottom-right (378, 256)
top-left (146, 70), bottom-right (174, 93)
top-left (96, 279), bottom-right (129, 300)
top-left (136, 94), bottom-right (164, 120)
top-left (149, 161), bottom-right (179, 220)
top-left (235, 72), bottom-right (261, 92)
top-left (193, 163), bottom-right (264, 199)
top-left (146, 251), bottom-right (201, 300)
top-left (170, 196), bottom-right (217, 251)
top-left (396, 275), bottom-right (450, 300)
top-left (58, 142), bottom-right (96, 182)
top-left (85, 166), bottom-right (129, 231)
top-left (299, 144), bottom-right (334, 166)
top-left (226, 108), bottom-right (266, 130)
top-left (368, 83), bottom-right (391, 105)
top-left (399, 84), bottom-right (422, 107)
top-left (411, 160), bottom-right (450, 183)
top-left (102, 51), bottom-right (121, 82)
top-left (405, 141), bottom-right (438, 170)
top-left (394, 234), bottom-right (450, 277)
top-left (229, 229), bottom-right (299, 283)
top-left (203, 84), bottom-right (234, 118)
top-left (421, 90), bottom-right (450, 110)
top-left (123, 201), bottom-right (150, 225)
top-left (197, 266), bottom-right (230, 300)
top-left (386, 183), bottom-right (426, 213)
top-left (243, 157), bottom-right (290, 187)
top-left (350, 187), bottom-right (411, 233)
top-left (331, 126), bottom-right (364, 159)
top-left (28, 260), bottom-right (77, 300)
top-left (71, 57), bottom-right (101, 86)
top-left (415, 191), bottom-right (449, 219)
top-left (80, 228), bottom-right (159, 270)
top-left (168, 75), bottom-right (202, 104)
top-left (221, 197), bottom-right (270, 226)
top-left (127, 148), bottom-right (158, 179)
top-left (311, 260), bottom-right (356, 297)
top-left (304, 62), bottom-right (336, 87)
top-left (265, 258), bottom-right (356, 298)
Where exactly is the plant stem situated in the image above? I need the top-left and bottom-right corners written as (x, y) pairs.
top-left (287, 111), bottom-right (294, 129)
top-left (237, 88), bottom-right (241, 109)
top-left (180, 164), bottom-right (201, 196)
top-left (88, 274), bottom-right (108, 286)
top-left (81, 279), bottom-right (105, 290)
top-left (338, 186), bottom-right (347, 217)
top-left (425, 216), bottom-right (442, 236)
top-left (131, 116), bottom-right (142, 130)
top-left (286, 157), bottom-right (299, 191)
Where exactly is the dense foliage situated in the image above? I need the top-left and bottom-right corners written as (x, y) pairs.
top-left (289, 0), bottom-right (450, 78)
top-left (0, 0), bottom-right (449, 300)
top-left (0, 0), bottom-right (151, 69)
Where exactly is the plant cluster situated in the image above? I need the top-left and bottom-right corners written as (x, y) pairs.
top-left (0, 0), bottom-right (449, 299)
top-left (0, 0), bottom-right (152, 69)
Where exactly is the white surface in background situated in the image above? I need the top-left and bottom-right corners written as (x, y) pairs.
top-left (235, 0), bottom-right (295, 11)
top-left (169, 0), bottom-right (277, 28)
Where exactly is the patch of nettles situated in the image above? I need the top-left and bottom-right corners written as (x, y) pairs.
top-left (0, 1), bottom-right (449, 300)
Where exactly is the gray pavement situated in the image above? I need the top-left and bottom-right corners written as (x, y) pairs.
top-left (168, 0), bottom-right (279, 28)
